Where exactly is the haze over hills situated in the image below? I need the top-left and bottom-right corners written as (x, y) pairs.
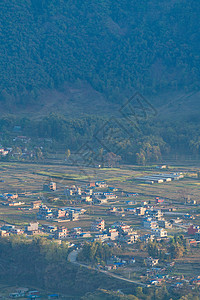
top-left (0, 0), bottom-right (200, 118)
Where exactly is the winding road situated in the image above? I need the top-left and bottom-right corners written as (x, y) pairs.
top-left (68, 250), bottom-right (147, 287)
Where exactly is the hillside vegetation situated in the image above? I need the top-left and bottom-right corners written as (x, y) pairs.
top-left (1, 0), bottom-right (200, 109)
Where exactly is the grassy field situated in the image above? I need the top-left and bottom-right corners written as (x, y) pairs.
top-left (0, 162), bottom-right (199, 227)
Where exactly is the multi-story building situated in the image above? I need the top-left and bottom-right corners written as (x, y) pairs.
top-left (152, 228), bottom-right (167, 238)
top-left (107, 228), bottom-right (119, 240)
top-left (158, 219), bottom-right (172, 229)
top-left (146, 209), bottom-right (163, 220)
top-left (31, 200), bottom-right (42, 209)
top-left (69, 210), bottom-right (79, 221)
top-left (54, 226), bottom-right (68, 239)
top-left (25, 222), bottom-right (39, 235)
top-left (91, 219), bottom-right (105, 232)
top-left (143, 218), bottom-right (158, 229)
top-left (37, 205), bottom-right (53, 220)
top-left (55, 209), bottom-right (66, 219)
top-left (140, 234), bottom-right (155, 243)
top-left (136, 207), bottom-right (146, 216)
top-left (43, 181), bottom-right (56, 192)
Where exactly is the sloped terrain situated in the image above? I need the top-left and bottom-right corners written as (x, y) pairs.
top-left (0, 0), bottom-right (199, 114)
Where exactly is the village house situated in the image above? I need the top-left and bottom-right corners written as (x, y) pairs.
top-left (146, 257), bottom-right (159, 267)
top-left (62, 207), bottom-right (86, 218)
top-left (68, 209), bottom-right (79, 221)
top-left (95, 181), bottom-right (108, 188)
top-left (54, 209), bottom-right (66, 219)
top-left (80, 232), bottom-right (92, 238)
top-left (103, 192), bottom-right (117, 199)
top-left (152, 228), bottom-right (167, 238)
top-left (91, 219), bottom-right (105, 232)
top-left (155, 197), bottom-right (164, 204)
top-left (7, 201), bottom-right (25, 206)
top-left (94, 232), bottom-right (109, 242)
top-left (156, 165), bottom-right (167, 169)
top-left (184, 214), bottom-right (195, 220)
top-left (88, 182), bottom-right (96, 187)
top-left (81, 195), bottom-right (92, 203)
top-left (107, 228), bottom-right (119, 240)
top-left (25, 222), bottom-right (39, 235)
top-left (107, 207), bottom-right (117, 215)
top-left (31, 200), bottom-right (42, 209)
top-left (140, 234), bottom-right (155, 243)
top-left (10, 228), bottom-right (24, 235)
top-left (54, 226), bottom-right (68, 239)
top-left (4, 193), bottom-right (18, 200)
top-left (92, 193), bottom-right (108, 205)
top-left (37, 204), bottom-right (53, 220)
top-left (158, 219), bottom-right (172, 229)
top-left (42, 225), bottom-right (57, 233)
top-left (146, 208), bottom-right (163, 220)
top-left (70, 227), bottom-right (82, 237)
top-left (119, 232), bottom-right (139, 244)
top-left (65, 185), bottom-right (82, 198)
top-left (43, 181), bottom-right (56, 192)
top-left (0, 229), bottom-right (9, 237)
top-left (136, 207), bottom-right (146, 216)
top-left (15, 288), bottom-right (29, 297)
top-left (117, 223), bottom-right (131, 234)
top-left (126, 200), bottom-right (137, 205)
top-left (143, 218), bottom-right (158, 229)
top-left (188, 225), bottom-right (200, 235)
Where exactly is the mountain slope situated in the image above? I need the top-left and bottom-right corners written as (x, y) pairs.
top-left (0, 0), bottom-right (200, 114)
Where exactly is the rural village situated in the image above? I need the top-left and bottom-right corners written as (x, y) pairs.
top-left (0, 158), bottom-right (200, 299)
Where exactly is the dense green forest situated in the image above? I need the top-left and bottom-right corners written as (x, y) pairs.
top-left (0, 0), bottom-right (200, 105)
top-left (1, 1), bottom-right (200, 162)
top-left (1, 113), bottom-right (200, 164)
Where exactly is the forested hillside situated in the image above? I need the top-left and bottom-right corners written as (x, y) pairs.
top-left (0, 236), bottom-right (198, 299)
top-left (1, 0), bottom-right (200, 108)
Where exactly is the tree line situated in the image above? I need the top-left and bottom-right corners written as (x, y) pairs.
top-left (1, 113), bottom-right (200, 165)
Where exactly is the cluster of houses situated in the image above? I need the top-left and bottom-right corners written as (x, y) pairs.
top-left (146, 266), bottom-right (200, 288)
top-left (0, 193), bottom-right (25, 206)
top-left (8, 287), bottom-right (60, 299)
top-left (36, 203), bottom-right (86, 222)
top-left (43, 181), bottom-right (57, 192)
top-left (64, 182), bottom-right (117, 205)
top-left (89, 216), bottom-right (171, 245)
top-left (125, 205), bottom-right (172, 238)
top-left (102, 255), bottom-right (136, 271)
top-left (1, 170), bottom-right (200, 293)
top-left (0, 222), bottom-right (70, 241)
